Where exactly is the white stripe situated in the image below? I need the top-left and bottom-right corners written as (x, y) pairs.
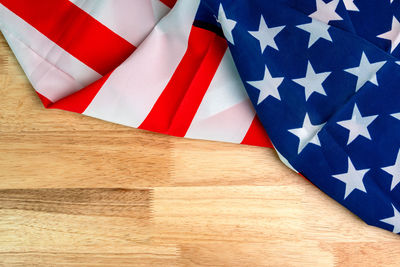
top-left (83, 0), bottom-right (200, 128)
top-left (2, 29), bottom-right (83, 102)
top-left (185, 50), bottom-right (256, 143)
top-left (151, 0), bottom-right (171, 22)
top-left (70, 0), bottom-right (170, 47)
top-left (185, 101), bottom-right (256, 144)
top-left (0, 4), bottom-right (101, 101)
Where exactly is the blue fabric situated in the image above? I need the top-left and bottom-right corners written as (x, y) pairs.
top-left (196, 0), bottom-right (400, 234)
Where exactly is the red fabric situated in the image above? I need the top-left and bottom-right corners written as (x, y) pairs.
top-left (159, 0), bottom-right (177, 8)
top-left (241, 116), bottom-right (273, 147)
top-left (139, 26), bottom-right (228, 137)
top-left (1, 0), bottom-right (135, 75)
top-left (35, 91), bottom-right (53, 108)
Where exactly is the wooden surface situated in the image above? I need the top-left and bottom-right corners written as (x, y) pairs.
top-left (1, 32), bottom-right (400, 267)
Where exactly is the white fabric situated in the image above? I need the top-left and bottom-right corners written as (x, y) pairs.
top-left (0, 4), bottom-right (101, 101)
top-left (83, 0), bottom-right (201, 127)
top-left (186, 50), bottom-right (256, 143)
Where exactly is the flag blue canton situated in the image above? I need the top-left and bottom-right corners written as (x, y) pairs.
top-left (195, 0), bottom-right (400, 234)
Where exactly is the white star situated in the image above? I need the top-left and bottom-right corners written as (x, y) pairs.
top-left (297, 19), bottom-right (333, 48)
top-left (377, 16), bottom-right (400, 53)
top-left (292, 61), bottom-right (331, 101)
top-left (288, 113), bottom-right (325, 154)
top-left (332, 157), bottom-right (369, 199)
top-left (337, 104), bottom-right (378, 145)
top-left (382, 149), bottom-right (400, 191)
top-left (391, 112), bottom-right (400, 120)
top-left (249, 15), bottom-right (285, 52)
top-left (344, 52), bottom-right (386, 91)
top-left (381, 204), bottom-right (400, 234)
top-left (343, 0), bottom-right (359, 11)
top-left (246, 65), bottom-right (284, 104)
top-left (217, 4), bottom-right (237, 45)
top-left (309, 0), bottom-right (343, 25)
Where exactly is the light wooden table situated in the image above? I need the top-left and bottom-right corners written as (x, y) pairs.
top-left (1, 33), bottom-right (400, 266)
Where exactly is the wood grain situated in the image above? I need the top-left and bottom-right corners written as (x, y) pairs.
top-left (1, 32), bottom-right (400, 266)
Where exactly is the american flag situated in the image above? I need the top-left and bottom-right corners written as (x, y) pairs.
top-left (1, 0), bottom-right (400, 234)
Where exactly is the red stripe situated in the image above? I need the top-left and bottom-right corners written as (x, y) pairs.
top-left (241, 115), bottom-right (273, 148)
top-left (139, 26), bottom-right (228, 137)
top-left (159, 0), bottom-right (177, 8)
top-left (167, 34), bottom-right (228, 136)
top-left (48, 72), bottom-right (112, 113)
top-left (1, 0), bottom-right (135, 75)
top-left (35, 91), bottom-right (53, 108)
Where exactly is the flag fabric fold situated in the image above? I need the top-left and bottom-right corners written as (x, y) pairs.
top-left (1, 0), bottom-right (400, 234)
top-left (0, 0), bottom-right (271, 147)
top-left (205, 0), bottom-right (400, 234)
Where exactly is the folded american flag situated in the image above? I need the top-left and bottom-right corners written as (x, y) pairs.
top-left (1, 0), bottom-right (400, 235)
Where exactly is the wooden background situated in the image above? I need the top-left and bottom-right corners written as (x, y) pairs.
top-left (1, 32), bottom-right (400, 266)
